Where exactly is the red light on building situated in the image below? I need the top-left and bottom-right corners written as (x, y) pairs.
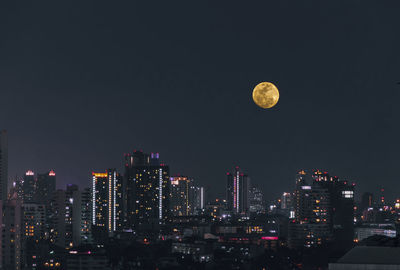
top-left (49, 170), bottom-right (56, 176)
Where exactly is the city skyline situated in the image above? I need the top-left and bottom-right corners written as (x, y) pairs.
top-left (2, 2), bottom-right (400, 201)
top-left (1, 140), bottom-right (396, 202)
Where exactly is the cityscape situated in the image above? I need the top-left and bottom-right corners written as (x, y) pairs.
top-left (2, 1), bottom-right (400, 270)
top-left (1, 129), bottom-right (400, 269)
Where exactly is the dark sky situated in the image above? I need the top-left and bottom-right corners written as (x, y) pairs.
top-left (1, 1), bottom-right (400, 202)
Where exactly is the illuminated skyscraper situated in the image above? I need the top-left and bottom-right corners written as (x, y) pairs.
top-left (92, 169), bottom-right (121, 233)
top-left (124, 151), bottom-right (170, 230)
top-left (170, 176), bottom-right (193, 216)
top-left (290, 170), bottom-right (354, 248)
top-left (226, 166), bottom-right (250, 214)
top-left (0, 130), bottom-right (7, 201)
top-left (312, 170), bottom-right (355, 248)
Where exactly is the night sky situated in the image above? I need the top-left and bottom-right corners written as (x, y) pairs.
top-left (1, 1), bottom-right (400, 201)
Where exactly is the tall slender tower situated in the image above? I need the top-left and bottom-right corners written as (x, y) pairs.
top-left (226, 166), bottom-right (250, 214)
top-left (0, 130), bottom-right (8, 201)
top-left (92, 169), bottom-right (121, 233)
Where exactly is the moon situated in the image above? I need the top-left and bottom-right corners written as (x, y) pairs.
top-left (252, 82), bottom-right (279, 109)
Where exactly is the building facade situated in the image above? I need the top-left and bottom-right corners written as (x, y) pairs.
top-left (124, 151), bottom-right (170, 230)
top-left (226, 166), bottom-right (250, 215)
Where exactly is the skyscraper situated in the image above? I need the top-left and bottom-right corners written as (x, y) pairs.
top-left (23, 170), bottom-right (36, 203)
top-left (226, 166), bottom-right (250, 214)
top-left (170, 176), bottom-right (193, 216)
top-left (312, 170), bottom-right (355, 248)
top-left (290, 170), bottom-right (332, 248)
top-left (190, 185), bottom-right (205, 215)
top-left (35, 170), bottom-right (56, 205)
top-left (92, 169), bottom-right (122, 233)
top-left (124, 151), bottom-right (170, 230)
top-left (1, 192), bottom-right (22, 270)
top-left (48, 184), bottom-right (93, 248)
top-left (0, 130), bottom-right (8, 201)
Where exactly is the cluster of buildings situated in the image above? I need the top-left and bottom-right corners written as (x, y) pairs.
top-left (2, 128), bottom-right (400, 269)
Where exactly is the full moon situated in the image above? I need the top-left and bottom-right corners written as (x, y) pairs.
top-left (252, 82), bottom-right (279, 109)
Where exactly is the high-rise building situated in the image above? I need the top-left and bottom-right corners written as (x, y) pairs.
top-left (226, 166), bottom-right (250, 214)
top-left (0, 130), bottom-right (8, 201)
top-left (35, 170), bottom-right (56, 205)
top-left (312, 170), bottom-right (355, 248)
top-left (22, 170), bottom-right (36, 203)
top-left (291, 170), bottom-right (355, 248)
top-left (360, 192), bottom-right (374, 212)
top-left (290, 170), bottom-right (332, 248)
top-left (249, 186), bottom-right (265, 214)
top-left (170, 176), bottom-right (193, 216)
top-left (190, 185), bottom-right (205, 215)
top-left (1, 192), bottom-right (22, 270)
top-left (92, 169), bottom-right (122, 233)
top-left (124, 151), bottom-right (170, 230)
top-left (78, 187), bottom-right (93, 244)
top-left (22, 203), bottom-right (46, 240)
top-left (48, 184), bottom-right (93, 248)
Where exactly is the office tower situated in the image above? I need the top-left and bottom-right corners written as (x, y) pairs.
top-left (0, 130), bottom-right (8, 201)
top-left (92, 169), bottom-right (122, 233)
top-left (23, 170), bottom-right (36, 203)
top-left (35, 170), bottom-right (56, 205)
top-left (249, 186), bottom-right (265, 214)
top-left (190, 185), bottom-right (205, 215)
top-left (124, 151), bottom-right (170, 230)
top-left (1, 193), bottom-right (22, 270)
top-left (170, 176), bottom-right (193, 216)
top-left (226, 166), bottom-right (250, 214)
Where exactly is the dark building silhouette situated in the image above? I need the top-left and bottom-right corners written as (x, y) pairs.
top-left (35, 170), bottom-right (56, 205)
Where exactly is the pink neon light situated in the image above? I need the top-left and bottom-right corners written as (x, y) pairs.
top-left (49, 170), bottom-right (56, 176)
top-left (261, 236), bottom-right (278, 240)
